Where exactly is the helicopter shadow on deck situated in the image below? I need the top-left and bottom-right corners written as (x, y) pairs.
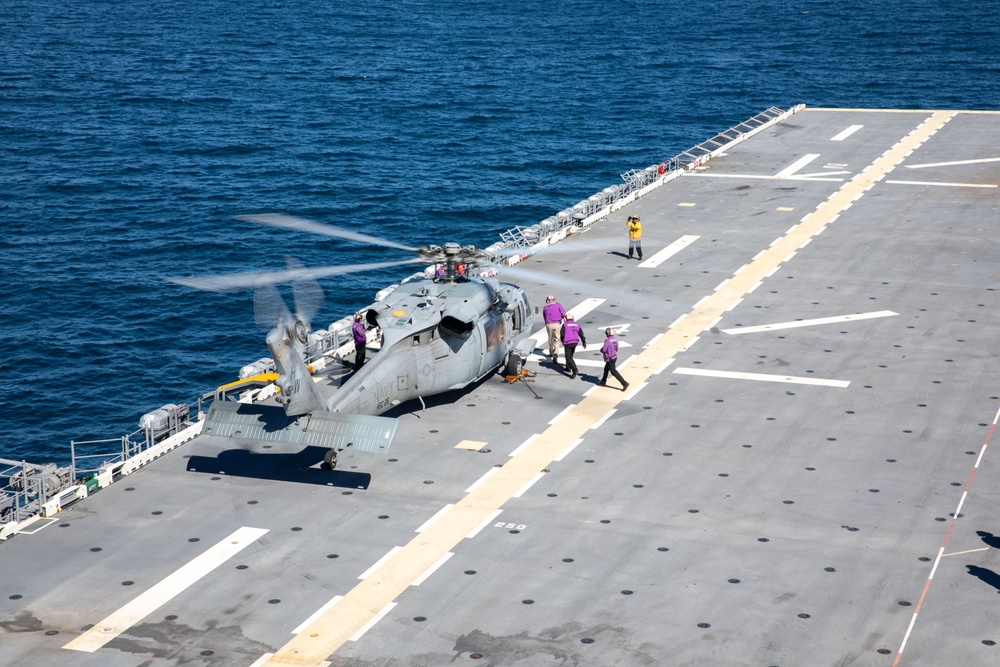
top-left (186, 437), bottom-right (371, 489)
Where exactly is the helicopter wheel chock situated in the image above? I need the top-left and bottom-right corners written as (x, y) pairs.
top-left (323, 449), bottom-right (339, 470)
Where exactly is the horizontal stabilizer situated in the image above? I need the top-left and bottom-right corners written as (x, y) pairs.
top-left (202, 401), bottom-right (397, 454)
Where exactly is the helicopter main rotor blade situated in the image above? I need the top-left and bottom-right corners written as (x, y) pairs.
top-left (254, 283), bottom-right (292, 330)
top-left (167, 258), bottom-right (425, 292)
top-left (236, 214), bottom-right (420, 253)
top-left (286, 256), bottom-right (324, 325)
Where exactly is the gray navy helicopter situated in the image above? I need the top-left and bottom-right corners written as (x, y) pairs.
top-left (170, 214), bottom-right (536, 469)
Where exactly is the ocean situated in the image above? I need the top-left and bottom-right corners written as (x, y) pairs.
top-left (1, 0), bottom-right (997, 464)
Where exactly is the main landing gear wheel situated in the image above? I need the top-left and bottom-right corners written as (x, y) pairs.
top-left (504, 352), bottom-right (523, 377)
top-left (323, 449), bottom-right (339, 470)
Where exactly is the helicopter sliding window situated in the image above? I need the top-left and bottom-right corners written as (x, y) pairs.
top-left (485, 319), bottom-right (498, 351)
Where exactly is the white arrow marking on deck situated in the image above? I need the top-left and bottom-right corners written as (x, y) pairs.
top-left (905, 156), bottom-right (1000, 169)
top-left (62, 526), bottom-right (268, 653)
top-left (638, 235), bottom-right (700, 268)
top-left (830, 125), bottom-right (863, 141)
top-left (775, 153), bottom-right (820, 178)
top-left (721, 310), bottom-right (898, 335)
top-left (673, 367), bottom-right (850, 388)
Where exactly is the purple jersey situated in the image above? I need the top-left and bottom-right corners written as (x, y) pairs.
top-left (561, 320), bottom-right (582, 345)
top-left (601, 336), bottom-right (619, 362)
top-left (542, 302), bottom-right (566, 324)
top-left (352, 320), bottom-right (367, 345)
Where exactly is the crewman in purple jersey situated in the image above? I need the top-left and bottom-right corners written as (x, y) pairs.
top-left (560, 313), bottom-right (587, 379)
top-left (598, 327), bottom-right (629, 391)
top-left (352, 312), bottom-right (367, 370)
top-left (542, 295), bottom-right (567, 364)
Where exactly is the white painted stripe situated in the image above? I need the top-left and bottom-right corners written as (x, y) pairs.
top-left (714, 279), bottom-right (730, 291)
top-left (977, 442), bottom-right (989, 469)
top-left (465, 467), bottom-right (500, 493)
top-left (942, 547), bottom-right (990, 558)
top-left (722, 310), bottom-right (898, 335)
top-left (555, 438), bottom-right (584, 462)
top-left (411, 552), bottom-right (454, 587)
top-left (673, 367), bottom-right (850, 388)
top-left (644, 333), bottom-right (664, 348)
top-left (466, 509), bottom-right (503, 539)
top-left (885, 179), bottom-right (997, 188)
top-left (623, 381), bottom-right (646, 399)
top-left (568, 297), bottom-right (606, 320)
top-left (508, 434), bottom-right (540, 457)
top-left (668, 315), bottom-right (686, 328)
top-left (653, 358), bottom-right (675, 375)
top-left (639, 235), bottom-right (700, 268)
top-left (348, 602), bottom-right (397, 641)
top-left (358, 547), bottom-right (403, 580)
top-left (775, 153), bottom-right (820, 178)
top-left (250, 654), bottom-right (275, 667)
top-left (63, 526), bottom-right (269, 653)
top-left (415, 504), bottom-right (455, 533)
top-left (831, 125), bottom-right (863, 141)
top-left (293, 596), bottom-right (343, 635)
top-left (725, 298), bottom-right (743, 312)
top-left (591, 408), bottom-right (617, 430)
top-left (905, 156), bottom-right (1000, 169)
top-left (548, 404), bottom-right (577, 425)
top-left (794, 170), bottom-right (851, 178)
top-left (928, 546), bottom-right (945, 580)
top-left (513, 472), bottom-right (546, 498)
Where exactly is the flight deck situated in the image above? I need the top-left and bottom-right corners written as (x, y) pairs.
top-left (2, 107), bottom-right (999, 666)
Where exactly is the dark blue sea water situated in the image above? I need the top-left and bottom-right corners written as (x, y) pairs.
top-left (2, 0), bottom-right (998, 464)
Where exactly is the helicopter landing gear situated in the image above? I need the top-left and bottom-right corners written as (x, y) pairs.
top-left (504, 352), bottom-right (524, 377)
top-left (323, 449), bottom-right (339, 470)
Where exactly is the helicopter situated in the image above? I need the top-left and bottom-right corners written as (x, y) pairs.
top-left (169, 214), bottom-right (537, 468)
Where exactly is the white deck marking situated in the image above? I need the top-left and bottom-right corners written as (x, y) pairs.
top-left (529, 298), bottom-right (607, 348)
top-left (513, 472), bottom-right (546, 498)
top-left (415, 504), bottom-right (455, 533)
top-left (358, 547), bottom-right (404, 580)
top-left (554, 438), bottom-right (584, 462)
top-left (638, 235), bottom-right (700, 268)
top-left (464, 467), bottom-right (500, 493)
top-left (465, 509), bottom-right (503, 539)
top-left (548, 404), bottom-right (577, 425)
top-left (63, 526), bottom-right (268, 653)
top-left (941, 547), bottom-right (990, 558)
top-left (775, 153), bottom-right (820, 178)
top-left (348, 602), bottom-right (396, 641)
top-left (673, 367), bottom-right (850, 388)
top-left (905, 156), bottom-right (1000, 169)
top-left (293, 597), bottom-right (343, 635)
top-left (508, 433), bottom-right (540, 457)
top-left (590, 408), bottom-right (617, 429)
top-left (722, 310), bottom-right (898, 335)
top-left (830, 124), bottom-right (863, 141)
top-left (411, 553), bottom-right (454, 586)
top-left (885, 179), bottom-right (997, 188)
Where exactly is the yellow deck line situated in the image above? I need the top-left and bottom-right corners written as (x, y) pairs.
top-left (262, 110), bottom-right (955, 667)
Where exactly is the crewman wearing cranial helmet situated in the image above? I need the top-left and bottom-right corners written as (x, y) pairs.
top-left (542, 295), bottom-right (567, 365)
top-left (627, 215), bottom-right (643, 261)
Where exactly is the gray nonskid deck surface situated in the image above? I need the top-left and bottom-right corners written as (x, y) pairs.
top-left (1, 108), bottom-right (998, 666)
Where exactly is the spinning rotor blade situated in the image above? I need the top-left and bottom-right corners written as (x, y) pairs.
top-left (167, 258), bottom-right (424, 292)
top-left (253, 284), bottom-right (292, 329)
top-left (236, 214), bottom-right (420, 253)
top-left (286, 257), bottom-right (324, 325)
